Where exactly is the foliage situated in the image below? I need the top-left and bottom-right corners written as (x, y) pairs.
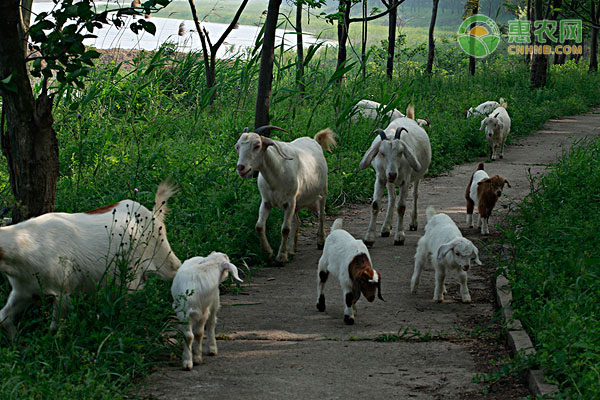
top-left (501, 138), bottom-right (600, 398)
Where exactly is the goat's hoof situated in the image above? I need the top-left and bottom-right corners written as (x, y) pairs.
top-left (316, 298), bottom-right (326, 312)
top-left (462, 297), bottom-right (472, 304)
top-left (394, 239), bottom-right (405, 246)
top-left (343, 315), bottom-right (355, 325)
top-left (193, 355), bottom-right (203, 364)
top-left (317, 243), bottom-right (324, 250)
top-left (363, 240), bottom-right (374, 248)
top-left (409, 224), bottom-right (417, 231)
top-left (380, 231), bottom-right (390, 237)
top-left (208, 350), bottom-right (218, 356)
top-left (433, 298), bottom-right (443, 303)
top-left (182, 361), bottom-right (194, 371)
top-left (273, 260), bottom-right (285, 268)
top-left (499, 155), bottom-right (504, 159)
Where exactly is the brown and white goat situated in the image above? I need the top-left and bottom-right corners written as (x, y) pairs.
top-left (466, 163), bottom-right (510, 234)
top-left (316, 219), bottom-right (384, 325)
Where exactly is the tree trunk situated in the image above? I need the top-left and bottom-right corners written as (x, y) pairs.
top-left (296, 1), bottom-right (305, 93)
top-left (426, 0), bottom-right (439, 74)
top-left (336, 0), bottom-right (351, 71)
top-left (468, 0), bottom-right (479, 75)
top-left (386, 1), bottom-right (397, 79)
top-left (530, 0), bottom-right (548, 87)
top-left (0, 0), bottom-right (59, 222)
top-left (254, 0), bottom-right (282, 132)
top-left (589, 0), bottom-right (600, 72)
top-left (361, 0), bottom-right (367, 77)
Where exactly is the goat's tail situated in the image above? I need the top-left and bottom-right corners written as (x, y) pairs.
top-left (476, 162), bottom-right (485, 171)
top-left (499, 98), bottom-right (508, 108)
top-left (154, 180), bottom-right (177, 223)
top-left (406, 105), bottom-right (415, 120)
top-left (314, 128), bottom-right (337, 152)
top-left (331, 218), bottom-right (343, 232)
top-left (426, 206), bottom-right (437, 222)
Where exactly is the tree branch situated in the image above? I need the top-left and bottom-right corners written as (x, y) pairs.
top-left (213, 0), bottom-right (248, 51)
top-left (348, 0), bottom-right (405, 23)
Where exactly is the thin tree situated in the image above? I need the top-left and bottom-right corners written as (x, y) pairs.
top-left (530, 0), bottom-right (549, 87)
top-left (188, 0), bottom-right (249, 104)
top-left (361, 0), bottom-right (368, 77)
top-left (589, 0), bottom-right (600, 71)
top-left (296, 0), bottom-right (306, 93)
top-left (382, 0), bottom-right (398, 79)
top-left (426, 0), bottom-right (440, 74)
top-left (255, 0), bottom-right (282, 132)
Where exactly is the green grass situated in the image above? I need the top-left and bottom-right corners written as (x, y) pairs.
top-left (0, 38), bottom-right (599, 397)
top-left (501, 138), bottom-right (600, 398)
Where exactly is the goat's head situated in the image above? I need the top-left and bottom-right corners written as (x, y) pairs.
top-left (359, 127), bottom-right (422, 182)
top-left (235, 126), bottom-right (290, 178)
top-left (437, 238), bottom-right (482, 271)
top-left (480, 116), bottom-right (504, 140)
top-left (478, 174), bottom-right (510, 198)
top-left (349, 254), bottom-right (384, 303)
top-left (466, 107), bottom-right (474, 119)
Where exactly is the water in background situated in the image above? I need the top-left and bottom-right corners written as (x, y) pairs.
top-left (32, 2), bottom-right (334, 58)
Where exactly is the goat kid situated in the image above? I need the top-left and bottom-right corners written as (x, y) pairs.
top-left (480, 106), bottom-right (511, 161)
top-left (0, 182), bottom-right (181, 339)
top-left (351, 99), bottom-right (404, 123)
top-left (465, 98), bottom-right (507, 119)
top-left (359, 106), bottom-right (432, 247)
top-left (236, 125), bottom-right (336, 264)
top-left (316, 219), bottom-right (384, 325)
top-left (171, 252), bottom-right (242, 370)
top-left (466, 163), bottom-right (511, 235)
top-left (411, 206), bottom-right (482, 303)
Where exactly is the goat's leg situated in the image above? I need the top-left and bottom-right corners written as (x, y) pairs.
top-left (364, 178), bottom-right (386, 247)
top-left (500, 136), bottom-right (507, 159)
top-left (458, 270), bottom-right (471, 303)
top-left (393, 182), bottom-right (410, 245)
top-left (317, 194), bottom-right (326, 250)
top-left (409, 180), bottom-right (420, 231)
top-left (466, 197), bottom-right (475, 227)
top-left (255, 201), bottom-right (273, 257)
top-left (192, 309), bottom-right (209, 365)
top-left (207, 301), bottom-right (219, 356)
top-left (481, 217), bottom-right (490, 235)
top-left (275, 199), bottom-right (296, 264)
top-left (433, 264), bottom-right (446, 302)
top-left (181, 321), bottom-right (195, 370)
top-left (50, 294), bottom-right (71, 332)
top-left (288, 211), bottom-right (300, 256)
top-left (343, 288), bottom-right (355, 325)
top-left (0, 290), bottom-right (32, 340)
top-left (411, 248), bottom-right (427, 293)
top-left (380, 182), bottom-right (396, 237)
top-left (316, 258), bottom-right (328, 312)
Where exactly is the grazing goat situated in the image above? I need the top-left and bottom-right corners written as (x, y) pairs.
top-left (466, 163), bottom-right (511, 235)
top-left (359, 106), bottom-right (432, 247)
top-left (235, 125), bottom-right (336, 264)
top-left (411, 206), bottom-right (482, 303)
top-left (316, 219), bottom-right (384, 325)
top-left (351, 99), bottom-right (404, 123)
top-left (171, 252), bottom-right (242, 370)
top-left (480, 106), bottom-right (511, 161)
top-left (465, 98), bottom-right (506, 119)
top-left (0, 182), bottom-right (181, 339)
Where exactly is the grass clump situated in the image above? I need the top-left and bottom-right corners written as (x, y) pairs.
top-left (502, 138), bottom-right (600, 398)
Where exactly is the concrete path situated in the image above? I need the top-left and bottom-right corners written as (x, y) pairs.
top-left (140, 109), bottom-right (600, 399)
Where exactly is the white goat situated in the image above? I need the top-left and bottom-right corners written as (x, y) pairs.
top-left (171, 252), bottom-right (242, 370)
top-left (480, 106), bottom-right (511, 161)
top-left (0, 182), bottom-right (181, 339)
top-left (411, 206), bottom-right (482, 303)
top-left (466, 163), bottom-right (511, 235)
top-left (351, 99), bottom-right (404, 123)
top-left (316, 218), bottom-right (384, 325)
top-left (466, 98), bottom-right (506, 119)
top-left (235, 125), bottom-right (336, 264)
top-left (359, 106), bottom-right (432, 247)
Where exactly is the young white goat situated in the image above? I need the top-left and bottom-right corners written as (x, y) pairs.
top-left (171, 252), bottom-right (242, 370)
top-left (411, 206), bottom-right (482, 303)
top-left (480, 106), bottom-right (511, 161)
top-left (465, 98), bottom-right (506, 119)
top-left (359, 106), bottom-right (432, 247)
top-left (235, 125), bottom-right (336, 264)
top-left (316, 219), bottom-right (384, 325)
top-left (0, 182), bottom-right (181, 339)
top-left (466, 163), bottom-right (511, 234)
top-left (351, 99), bottom-right (404, 123)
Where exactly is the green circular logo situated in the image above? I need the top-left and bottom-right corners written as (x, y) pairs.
top-left (457, 14), bottom-right (501, 58)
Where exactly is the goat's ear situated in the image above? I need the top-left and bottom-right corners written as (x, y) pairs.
top-left (436, 242), bottom-right (455, 263)
top-left (352, 279), bottom-right (362, 302)
top-left (402, 143), bottom-right (422, 172)
top-left (262, 137), bottom-right (293, 160)
top-left (359, 141), bottom-right (381, 170)
top-left (503, 178), bottom-right (511, 188)
top-left (478, 178), bottom-right (491, 185)
top-left (479, 118), bottom-right (487, 130)
top-left (497, 121), bottom-right (504, 131)
top-left (221, 262), bottom-right (243, 283)
top-left (473, 246), bottom-right (483, 265)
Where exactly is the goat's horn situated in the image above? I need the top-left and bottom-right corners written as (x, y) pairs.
top-left (394, 127), bottom-right (407, 140)
top-left (254, 125), bottom-right (288, 136)
top-left (373, 129), bottom-right (387, 141)
top-left (243, 127), bottom-right (249, 133)
top-left (377, 282), bottom-right (385, 302)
